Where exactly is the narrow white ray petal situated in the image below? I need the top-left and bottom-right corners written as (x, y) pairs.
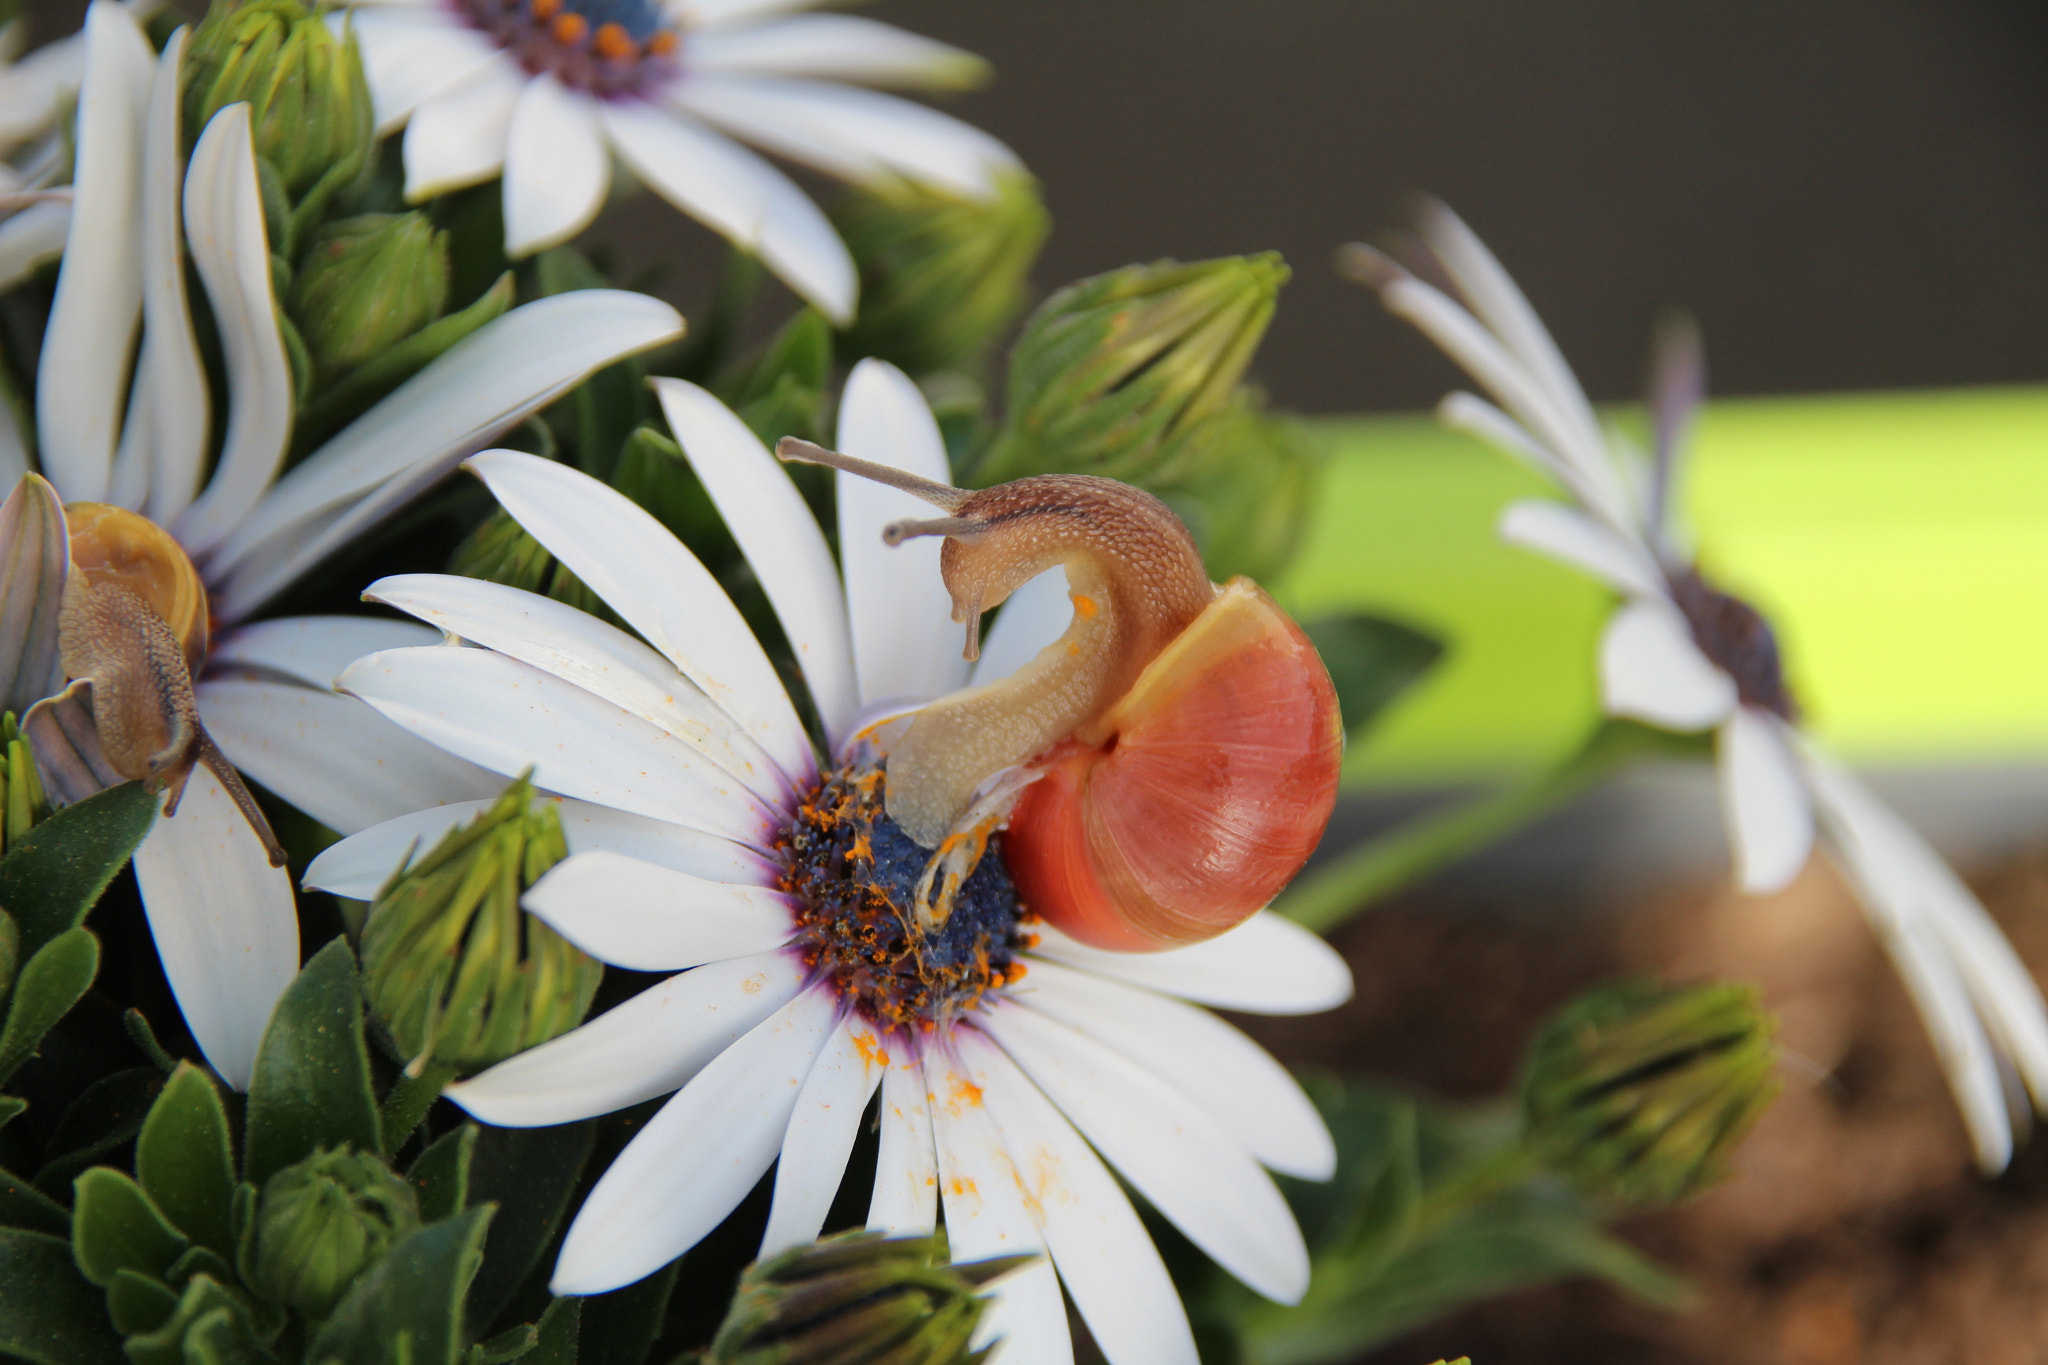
top-left (205, 291), bottom-right (684, 620)
top-left (107, 342), bottom-right (155, 510)
top-left (1436, 392), bottom-right (1608, 514)
top-left (338, 646), bottom-right (782, 845)
top-left (836, 359), bottom-right (967, 709)
top-left (136, 28), bottom-right (209, 525)
top-left (401, 57), bottom-right (522, 199)
top-left (207, 615), bottom-right (439, 690)
top-left (448, 950), bottom-right (805, 1126)
top-left (551, 985), bottom-right (839, 1294)
top-left (750, 151), bottom-right (858, 326)
top-left (690, 15), bottom-right (987, 89)
top-left (957, 1029), bottom-right (1200, 1365)
top-left (686, 0), bottom-right (820, 24)
top-left (868, 1044), bottom-right (939, 1234)
top-left (173, 104), bottom-right (293, 558)
top-left (131, 763), bottom-right (299, 1091)
top-left (0, 26), bottom-right (84, 148)
top-left (36, 0), bottom-right (152, 504)
top-left (1715, 707), bottom-right (1814, 895)
top-left (502, 75), bottom-right (609, 257)
top-left (367, 573), bottom-right (791, 803)
top-left (760, 1015), bottom-right (887, 1257)
top-left (1011, 958), bottom-right (1334, 1179)
top-left (970, 568), bottom-right (1071, 689)
top-left (981, 1004), bottom-right (1308, 1304)
top-left (463, 450), bottom-right (815, 783)
top-left (0, 198), bottom-right (68, 291)
top-left (926, 1053), bottom-right (1070, 1365)
top-left (655, 378), bottom-right (858, 743)
top-left (339, 7), bottom-right (502, 133)
top-left (1025, 912), bottom-right (1353, 1016)
top-left (197, 678), bottom-right (504, 837)
top-left (306, 793), bottom-right (774, 900)
top-left (523, 850), bottom-right (794, 972)
top-left (675, 75), bottom-right (1018, 200)
top-left (1597, 598), bottom-right (1737, 730)
top-left (1498, 499), bottom-right (1663, 598)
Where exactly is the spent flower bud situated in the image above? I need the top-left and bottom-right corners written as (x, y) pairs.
top-left (184, 0), bottom-right (373, 199)
top-left (252, 1146), bottom-right (420, 1321)
top-left (1520, 980), bottom-right (1779, 1210)
top-left (0, 711), bottom-right (47, 856)
top-left (709, 1231), bottom-right (1033, 1365)
top-left (288, 213), bottom-right (451, 380)
top-left (977, 253), bottom-right (1287, 486)
top-left (359, 775), bottom-right (601, 1075)
top-left (833, 174), bottom-right (1048, 375)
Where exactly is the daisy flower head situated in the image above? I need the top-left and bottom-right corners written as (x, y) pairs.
top-left (339, 0), bottom-right (1022, 321)
top-left (1345, 200), bottom-right (2048, 1172)
top-left (6, 0), bottom-right (681, 1090)
top-left (315, 360), bottom-right (1352, 1364)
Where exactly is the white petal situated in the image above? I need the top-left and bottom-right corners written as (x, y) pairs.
top-left (1437, 391), bottom-right (1600, 511)
top-left (305, 794), bottom-right (774, 901)
top-left (836, 359), bottom-right (968, 709)
top-left (1498, 499), bottom-right (1662, 597)
top-left (338, 645), bottom-right (782, 846)
top-left (654, 378), bottom-right (857, 744)
top-left (0, 25), bottom-right (84, 148)
top-left (207, 615), bottom-right (440, 691)
top-left (366, 573), bottom-right (791, 804)
top-left (1716, 707), bottom-right (1814, 894)
top-left (551, 985), bottom-right (838, 1293)
top-left (0, 198), bottom-right (69, 292)
top-left (981, 1004), bottom-right (1308, 1304)
top-left (131, 762), bottom-right (299, 1091)
top-left (1025, 912), bottom-right (1353, 1016)
top-left (402, 57), bottom-right (523, 199)
top-left (448, 950), bottom-right (805, 1125)
top-left (970, 568), bottom-right (1070, 689)
top-left (1597, 598), bottom-right (1737, 730)
top-left (760, 1015), bottom-right (886, 1257)
top-left (957, 1028), bottom-right (1199, 1365)
top-left (690, 15), bottom-right (987, 89)
top-left (204, 291), bottom-right (684, 621)
top-left (674, 74), bottom-right (1018, 200)
top-left (463, 449), bottom-right (814, 784)
top-left (867, 1044), bottom-right (938, 1234)
top-left (502, 75), bottom-right (609, 257)
top-left (685, 0), bottom-right (820, 24)
top-left (196, 679), bottom-right (503, 837)
top-left (523, 849), bottom-right (793, 972)
top-left (1011, 958), bottom-right (1334, 1179)
top-left (35, 0), bottom-right (152, 504)
top-left (340, 8), bottom-right (503, 133)
top-left (173, 104), bottom-right (293, 558)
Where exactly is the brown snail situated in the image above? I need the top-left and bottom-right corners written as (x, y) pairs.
top-left (776, 438), bottom-right (1344, 952)
top-left (60, 503), bottom-right (285, 864)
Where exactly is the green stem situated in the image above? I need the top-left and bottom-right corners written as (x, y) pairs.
top-left (380, 1063), bottom-right (458, 1156)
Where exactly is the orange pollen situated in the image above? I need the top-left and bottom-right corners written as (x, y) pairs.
top-left (1072, 593), bottom-right (1098, 619)
top-left (593, 21), bottom-right (636, 60)
top-left (646, 29), bottom-right (679, 56)
top-left (550, 12), bottom-right (589, 45)
top-left (529, 0), bottom-right (561, 18)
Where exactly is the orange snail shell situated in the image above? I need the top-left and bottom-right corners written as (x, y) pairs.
top-left (1001, 578), bottom-right (1344, 952)
top-left (64, 502), bottom-right (210, 669)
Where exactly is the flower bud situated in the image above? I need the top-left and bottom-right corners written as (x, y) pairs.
top-left (1, 711), bottom-right (47, 855)
top-left (183, 0), bottom-right (374, 199)
top-left (448, 508), bottom-right (605, 620)
top-left (709, 1230), bottom-right (1032, 1365)
top-left (1157, 394), bottom-right (1322, 584)
top-left (288, 213), bottom-right (451, 380)
top-left (977, 253), bottom-right (1288, 486)
top-left (359, 775), bottom-right (602, 1076)
top-left (1520, 980), bottom-right (1779, 1210)
top-left (252, 1146), bottom-right (420, 1321)
top-left (832, 174), bottom-right (1048, 375)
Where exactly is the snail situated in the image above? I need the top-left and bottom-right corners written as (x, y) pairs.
top-left (776, 438), bottom-right (1344, 952)
top-left (59, 503), bottom-right (286, 865)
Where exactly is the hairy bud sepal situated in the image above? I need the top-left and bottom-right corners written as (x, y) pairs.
top-left (251, 1145), bottom-right (420, 1323)
top-left (288, 213), bottom-right (451, 382)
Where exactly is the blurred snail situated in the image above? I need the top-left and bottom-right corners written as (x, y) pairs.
top-left (777, 438), bottom-right (1344, 952)
top-left (59, 503), bottom-right (286, 864)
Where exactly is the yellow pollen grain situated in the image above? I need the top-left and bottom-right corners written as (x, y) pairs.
top-left (1071, 593), bottom-right (1098, 619)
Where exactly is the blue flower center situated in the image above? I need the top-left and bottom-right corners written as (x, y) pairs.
top-left (1668, 567), bottom-right (1797, 721)
top-left (454, 0), bottom-right (682, 99)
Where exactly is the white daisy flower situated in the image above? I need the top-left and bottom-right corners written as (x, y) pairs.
top-left (311, 361), bottom-right (1350, 1364)
top-left (1347, 200), bottom-right (2048, 1172)
top-left (11, 0), bottom-right (682, 1090)
top-left (336, 0), bottom-right (1021, 320)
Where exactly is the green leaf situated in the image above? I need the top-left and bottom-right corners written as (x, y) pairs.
top-left (34, 1067), bottom-right (167, 1200)
top-left (526, 1295), bottom-right (577, 1365)
top-left (137, 1064), bottom-right (238, 1258)
top-left (469, 1322), bottom-right (537, 1364)
top-left (1300, 613), bottom-right (1446, 739)
top-left (0, 1093), bottom-right (24, 1129)
top-left (243, 939), bottom-right (379, 1186)
top-left (0, 903), bottom-right (19, 1002)
top-left (124, 1275), bottom-right (270, 1365)
top-left (0, 781), bottom-right (156, 956)
top-left (71, 1167), bottom-right (187, 1287)
top-left (462, 1120), bottom-right (594, 1332)
top-left (0, 1163), bottom-right (70, 1235)
top-left (307, 1204), bottom-right (494, 1365)
top-left (408, 1122), bottom-right (477, 1225)
top-left (576, 1262), bottom-right (677, 1365)
top-left (535, 247), bottom-right (645, 481)
top-left (105, 1267), bottom-right (181, 1335)
top-left (0, 927), bottom-right (99, 1084)
top-left (0, 1228), bottom-right (124, 1365)
top-left (180, 1302), bottom-right (284, 1365)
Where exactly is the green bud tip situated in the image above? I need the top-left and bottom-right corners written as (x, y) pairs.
top-left (1520, 979), bottom-right (1781, 1210)
top-left (359, 773), bottom-right (602, 1076)
top-left (0, 710), bottom-right (47, 855)
top-left (183, 0), bottom-right (374, 199)
top-left (288, 213), bottom-right (452, 380)
top-left (1152, 392), bottom-right (1324, 583)
top-left (251, 1145), bottom-right (420, 1322)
